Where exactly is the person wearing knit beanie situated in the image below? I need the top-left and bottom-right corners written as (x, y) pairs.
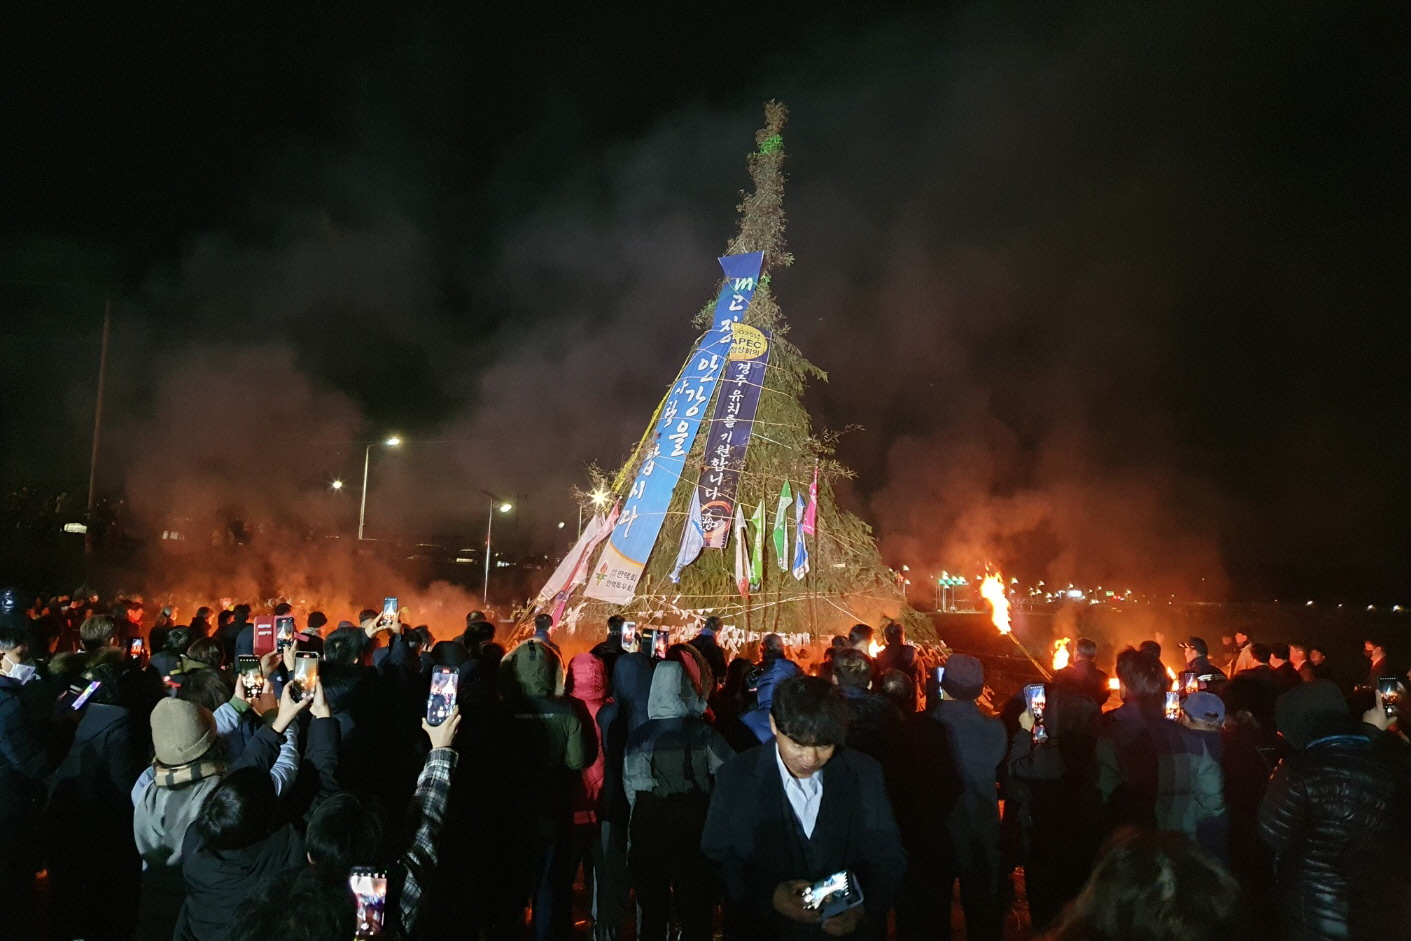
top-left (151, 697), bottom-right (217, 767)
top-left (1275, 679), bottom-right (1356, 749)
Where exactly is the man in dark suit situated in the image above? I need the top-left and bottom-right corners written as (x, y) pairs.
top-left (701, 676), bottom-right (906, 940)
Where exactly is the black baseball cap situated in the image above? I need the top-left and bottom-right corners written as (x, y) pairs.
top-left (1179, 636), bottom-right (1209, 657)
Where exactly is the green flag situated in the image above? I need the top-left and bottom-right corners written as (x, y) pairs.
top-left (772, 481), bottom-right (792, 570)
top-left (749, 500), bottom-right (765, 589)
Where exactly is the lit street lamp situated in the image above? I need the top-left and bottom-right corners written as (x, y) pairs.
top-left (330, 479), bottom-right (344, 491)
top-left (482, 491), bottom-right (514, 601)
top-left (358, 436), bottom-right (402, 540)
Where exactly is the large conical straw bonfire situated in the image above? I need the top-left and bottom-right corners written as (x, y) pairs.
top-left (521, 102), bottom-right (940, 657)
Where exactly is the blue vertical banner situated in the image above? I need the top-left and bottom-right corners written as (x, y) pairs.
top-left (697, 324), bottom-right (772, 547)
top-left (585, 253), bottom-right (763, 604)
top-left (710, 252), bottom-right (765, 328)
top-left (586, 327), bottom-right (731, 603)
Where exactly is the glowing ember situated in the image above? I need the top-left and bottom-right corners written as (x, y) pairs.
top-left (1052, 637), bottom-right (1071, 672)
top-left (980, 573), bottom-right (1011, 634)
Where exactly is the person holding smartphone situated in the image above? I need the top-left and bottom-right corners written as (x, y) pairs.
top-left (702, 676), bottom-right (906, 940)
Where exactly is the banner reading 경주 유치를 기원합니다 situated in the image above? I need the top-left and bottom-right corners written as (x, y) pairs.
top-left (697, 323), bottom-right (771, 549)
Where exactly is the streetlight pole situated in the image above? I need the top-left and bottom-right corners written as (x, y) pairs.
top-left (482, 492), bottom-right (513, 602)
top-left (357, 436), bottom-right (401, 540)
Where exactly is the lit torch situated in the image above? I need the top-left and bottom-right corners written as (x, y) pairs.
top-left (979, 574), bottom-right (1010, 633)
top-left (1052, 637), bottom-right (1071, 672)
top-left (981, 571), bottom-right (1050, 680)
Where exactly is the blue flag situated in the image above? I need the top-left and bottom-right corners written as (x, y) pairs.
top-left (670, 494), bottom-right (706, 583)
top-left (791, 491), bottom-right (809, 581)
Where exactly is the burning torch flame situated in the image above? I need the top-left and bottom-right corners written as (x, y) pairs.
top-left (980, 573), bottom-right (1011, 634)
top-left (1052, 638), bottom-right (1071, 672)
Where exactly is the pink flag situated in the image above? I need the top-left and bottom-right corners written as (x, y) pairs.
top-left (801, 464), bottom-right (818, 536)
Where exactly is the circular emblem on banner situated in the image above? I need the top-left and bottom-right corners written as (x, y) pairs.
top-left (729, 324), bottom-right (769, 361)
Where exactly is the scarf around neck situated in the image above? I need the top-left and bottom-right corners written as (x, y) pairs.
top-left (153, 756), bottom-right (224, 789)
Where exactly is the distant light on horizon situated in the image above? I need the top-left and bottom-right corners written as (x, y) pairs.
top-left (330, 479), bottom-right (344, 490)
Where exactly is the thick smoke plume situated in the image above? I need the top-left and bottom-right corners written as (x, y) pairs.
top-left (67, 5), bottom-right (1403, 612)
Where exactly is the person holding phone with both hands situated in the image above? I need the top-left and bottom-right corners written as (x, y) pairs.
top-left (702, 676), bottom-right (905, 940)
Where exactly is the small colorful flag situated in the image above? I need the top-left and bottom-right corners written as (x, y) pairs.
top-left (670, 495), bottom-right (705, 584)
top-left (791, 491), bottom-right (810, 581)
top-left (802, 464), bottom-right (819, 536)
top-left (733, 504), bottom-right (750, 598)
top-left (749, 501), bottom-right (765, 590)
top-left (773, 481), bottom-right (792, 570)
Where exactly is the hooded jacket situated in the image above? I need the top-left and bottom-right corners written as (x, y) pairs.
top-left (566, 652), bottom-right (609, 824)
top-left (740, 655), bottom-right (802, 744)
top-left (622, 662), bottom-right (732, 808)
top-left (498, 641), bottom-right (590, 841)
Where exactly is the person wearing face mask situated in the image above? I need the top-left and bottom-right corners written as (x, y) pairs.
top-left (702, 675), bottom-right (905, 940)
top-left (0, 614), bottom-right (73, 937)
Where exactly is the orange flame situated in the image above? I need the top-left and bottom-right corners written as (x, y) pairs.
top-left (1052, 637), bottom-right (1071, 672)
top-left (1167, 665), bottom-right (1180, 691)
top-left (1108, 677), bottom-right (1121, 691)
top-left (980, 573), bottom-right (1011, 634)
top-left (868, 640), bottom-right (883, 658)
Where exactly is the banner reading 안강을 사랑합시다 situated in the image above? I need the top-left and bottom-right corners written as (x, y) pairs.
top-left (585, 252), bottom-right (764, 604)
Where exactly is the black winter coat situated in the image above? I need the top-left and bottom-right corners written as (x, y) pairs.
top-left (701, 744), bottom-right (906, 940)
top-left (0, 674), bottom-right (61, 832)
top-left (1258, 734), bottom-right (1411, 941)
top-left (687, 633), bottom-right (728, 688)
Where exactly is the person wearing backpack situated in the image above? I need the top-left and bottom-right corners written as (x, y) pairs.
top-left (622, 661), bottom-right (733, 941)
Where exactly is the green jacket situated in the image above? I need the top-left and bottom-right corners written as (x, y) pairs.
top-left (499, 641), bottom-right (590, 841)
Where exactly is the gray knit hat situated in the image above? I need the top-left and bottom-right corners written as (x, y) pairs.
top-left (151, 697), bottom-right (217, 766)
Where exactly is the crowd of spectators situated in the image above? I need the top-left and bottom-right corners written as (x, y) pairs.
top-left (2, 586), bottom-right (1409, 941)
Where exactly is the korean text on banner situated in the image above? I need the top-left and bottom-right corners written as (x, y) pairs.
top-left (585, 326), bottom-right (733, 604)
top-left (697, 324), bottom-right (772, 547)
top-left (709, 252), bottom-right (765, 329)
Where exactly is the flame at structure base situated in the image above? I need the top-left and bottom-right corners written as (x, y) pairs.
top-left (979, 573), bottom-right (1011, 634)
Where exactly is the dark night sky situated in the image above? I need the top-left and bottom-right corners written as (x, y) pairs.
top-left (2, 3), bottom-right (1408, 602)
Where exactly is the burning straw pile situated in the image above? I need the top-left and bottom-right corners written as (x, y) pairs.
top-left (517, 103), bottom-right (939, 655)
